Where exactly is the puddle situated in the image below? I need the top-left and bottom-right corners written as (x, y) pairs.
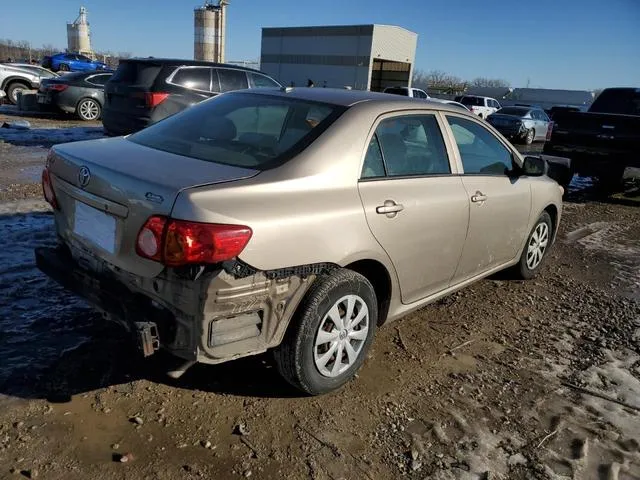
top-left (0, 204), bottom-right (97, 399)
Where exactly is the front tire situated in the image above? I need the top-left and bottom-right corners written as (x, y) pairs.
top-left (76, 98), bottom-right (101, 121)
top-left (524, 128), bottom-right (535, 145)
top-left (512, 211), bottom-right (553, 279)
top-left (273, 269), bottom-right (377, 395)
top-left (6, 82), bottom-right (29, 105)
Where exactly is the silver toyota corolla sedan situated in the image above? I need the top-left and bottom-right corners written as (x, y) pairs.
top-left (37, 88), bottom-right (564, 395)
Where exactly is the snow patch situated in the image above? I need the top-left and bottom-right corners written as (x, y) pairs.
top-left (0, 126), bottom-right (104, 146)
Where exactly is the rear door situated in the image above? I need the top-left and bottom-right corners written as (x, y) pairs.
top-left (444, 115), bottom-right (531, 282)
top-left (358, 112), bottom-right (469, 304)
top-left (218, 68), bottom-right (249, 93)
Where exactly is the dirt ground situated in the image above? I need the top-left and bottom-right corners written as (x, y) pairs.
top-left (0, 110), bottom-right (639, 480)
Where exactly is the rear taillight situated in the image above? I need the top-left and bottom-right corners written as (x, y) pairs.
top-left (136, 216), bottom-right (252, 267)
top-left (546, 121), bottom-right (554, 141)
top-left (42, 167), bottom-right (58, 210)
top-left (134, 92), bottom-right (169, 108)
top-left (47, 84), bottom-right (68, 92)
top-left (136, 216), bottom-right (166, 262)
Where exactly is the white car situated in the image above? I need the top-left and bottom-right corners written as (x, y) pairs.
top-left (383, 86), bottom-right (430, 99)
top-left (457, 95), bottom-right (501, 119)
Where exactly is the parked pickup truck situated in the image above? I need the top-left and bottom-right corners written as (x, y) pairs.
top-left (543, 88), bottom-right (640, 188)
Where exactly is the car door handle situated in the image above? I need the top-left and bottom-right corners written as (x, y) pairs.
top-left (471, 191), bottom-right (488, 203)
top-left (376, 200), bottom-right (404, 216)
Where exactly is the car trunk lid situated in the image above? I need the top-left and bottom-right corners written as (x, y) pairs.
top-left (48, 137), bottom-right (259, 277)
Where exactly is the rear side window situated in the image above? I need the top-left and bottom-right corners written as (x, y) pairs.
top-left (218, 69), bottom-right (249, 92)
top-left (110, 62), bottom-right (162, 87)
top-left (590, 89), bottom-right (640, 115)
top-left (248, 72), bottom-right (280, 89)
top-left (363, 115), bottom-right (450, 177)
top-left (384, 87), bottom-right (409, 96)
top-left (128, 93), bottom-right (344, 170)
top-left (170, 67), bottom-right (211, 91)
top-left (86, 74), bottom-right (112, 86)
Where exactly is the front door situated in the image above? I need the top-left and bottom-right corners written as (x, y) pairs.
top-left (358, 113), bottom-right (469, 304)
top-left (444, 115), bottom-right (532, 283)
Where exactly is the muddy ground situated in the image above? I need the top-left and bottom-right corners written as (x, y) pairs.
top-left (0, 109), bottom-right (639, 480)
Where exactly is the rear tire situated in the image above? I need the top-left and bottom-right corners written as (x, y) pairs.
top-left (273, 269), bottom-right (377, 395)
top-left (512, 211), bottom-right (553, 280)
top-left (76, 98), bottom-right (101, 121)
top-left (6, 82), bottom-right (29, 105)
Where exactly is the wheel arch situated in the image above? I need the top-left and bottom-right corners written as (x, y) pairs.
top-left (344, 258), bottom-right (392, 326)
top-left (2, 76), bottom-right (33, 91)
top-left (76, 95), bottom-right (104, 108)
top-left (543, 203), bottom-right (559, 242)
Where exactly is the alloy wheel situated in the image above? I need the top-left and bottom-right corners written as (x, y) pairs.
top-left (79, 100), bottom-right (99, 120)
top-left (526, 222), bottom-right (549, 270)
top-left (313, 294), bottom-right (370, 378)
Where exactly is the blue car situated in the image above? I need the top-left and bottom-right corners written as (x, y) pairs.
top-left (42, 53), bottom-right (108, 73)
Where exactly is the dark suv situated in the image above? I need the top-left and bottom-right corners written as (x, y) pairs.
top-left (102, 58), bottom-right (281, 136)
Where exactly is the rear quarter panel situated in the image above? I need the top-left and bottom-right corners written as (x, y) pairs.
top-left (170, 105), bottom-right (397, 275)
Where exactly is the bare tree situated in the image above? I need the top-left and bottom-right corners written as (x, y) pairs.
top-left (413, 69), bottom-right (467, 92)
top-left (470, 77), bottom-right (510, 88)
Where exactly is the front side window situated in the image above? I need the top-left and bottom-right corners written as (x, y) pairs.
top-left (218, 69), bottom-right (249, 92)
top-left (171, 67), bottom-right (211, 91)
top-left (128, 93), bottom-right (343, 170)
top-left (362, 115), bottom-right (450, 178)
top-left (446, 116), bottom-right (513, 175)
top-left (248, 73), bottom-right (280, 89)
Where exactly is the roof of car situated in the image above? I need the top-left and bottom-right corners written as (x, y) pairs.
top-left (241, 87), bottom-right (471, 112)
top-left (122, 57), bottom-right (266, 74)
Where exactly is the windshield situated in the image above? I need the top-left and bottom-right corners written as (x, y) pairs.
top-left (496, 107), bottom-right (530, 116)
top-left (460, 96), bottom-right (484, 106)
top-left (128, 93), bottom-right (345, 170)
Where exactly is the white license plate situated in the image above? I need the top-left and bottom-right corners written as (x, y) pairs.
top-left (73, 201), bottom-right (116, 254)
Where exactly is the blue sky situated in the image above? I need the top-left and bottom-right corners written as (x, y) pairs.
top-left (2, 0), bottom-right (639, 90)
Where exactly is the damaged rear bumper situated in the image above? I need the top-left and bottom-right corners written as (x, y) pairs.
top-left (35, 245), bottom-right (313, 366)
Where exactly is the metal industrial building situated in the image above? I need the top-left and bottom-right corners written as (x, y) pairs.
top-left (260, 25), bottom-right (418, 91)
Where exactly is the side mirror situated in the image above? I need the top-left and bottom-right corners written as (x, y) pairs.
top-left (522, 156), bottom-right (548, 177)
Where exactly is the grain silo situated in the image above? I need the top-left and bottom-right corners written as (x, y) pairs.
top-left (194, 1), bottom-right (228, 63)
top-left (66, 6), bottom-right (92, 55)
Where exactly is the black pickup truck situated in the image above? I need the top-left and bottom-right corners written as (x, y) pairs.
top-left (543, 87), bottom-right (640, 188)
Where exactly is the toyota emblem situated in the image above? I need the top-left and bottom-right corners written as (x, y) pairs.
top-left (78, 166), bottom-right (91, 188)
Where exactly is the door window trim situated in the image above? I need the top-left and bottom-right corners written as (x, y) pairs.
top-left (441, 112), bottom-right (522, 177)
top-left (358, 109), bottom-right (461, 182)
top-left (165, 66), bottom-right (213, 93)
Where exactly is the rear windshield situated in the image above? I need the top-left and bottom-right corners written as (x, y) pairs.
top-left (460, 96), bottom-right (485, 106)
top-left (384, 87), bottom-right (409, 96)
top-left (496, 107), bottom-right (530, 116)
top-left (128, 93), bottom-right (345, 170)
top-left (589, 89), bottom-right (640, 115)
top-left (110, 61), bottom-right (161, 86)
